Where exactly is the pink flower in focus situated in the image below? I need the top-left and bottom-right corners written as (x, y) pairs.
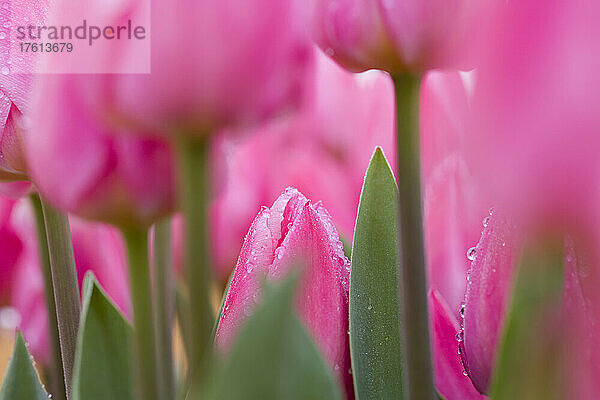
top-left (312, 0), bottom-right (481, 73)
top-left (210, 49), bottom-right (395, 279)
top-left (215, 188), bottom-right (352, 398)
top-left (9, 198), bottom-right (131, 364)
top-left (0, 0), bottom-right (49, 180)
top-left (25, 74), bottom-right (176, 227)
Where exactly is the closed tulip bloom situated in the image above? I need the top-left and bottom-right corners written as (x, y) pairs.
top-left (0, 0), bottom-right (48, 180)
top-left (210, 49), bottom-right (394, 279)
top-left (9, 199), bottom-right (131, 363)
top-left (215, 188), bottom-right (352, 397)
top-left (24, 74), bottom-right (176, 227)
top-left (42, 0), bottom-right (313, 135)
top-left (312, 0), bottom-right (480, 73)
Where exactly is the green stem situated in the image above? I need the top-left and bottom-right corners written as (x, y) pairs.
top-left (30, 195), bottom-right (67, 400)
top-left (122, 228), bottom-right (159, 400)
top-left (39, 198), bottom-right (81, 400)
top-left (175, 137), bottom-right (214, 382)
top-left (393, 74), bottom-right (435, 399)
top-left (153, 219), bottom-right (175, 400)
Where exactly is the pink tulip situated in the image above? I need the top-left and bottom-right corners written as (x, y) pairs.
top-left (210, 49), bottom-right (395, 279)
top-left (24, 73), bottom-right (176, 227)
top-left (9, 198), bottom-right (131, 363)
top-left (459, 211), bottom-right (600, 397)
top-left (312, 0), bottom-right (481, 73)
top-left (41, 0), bottom-right (313, 135)
top-left (468, 0), bottom-right (600, 238)
top-left (0, 0), bottom-right (48, 180)
top-left (214, 188), bottom-right (352, 397)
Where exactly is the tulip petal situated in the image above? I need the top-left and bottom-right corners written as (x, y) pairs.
top-left (429, 291), bottom-right (485, 400)
top-left (460, 211), bottom-right (516, 393)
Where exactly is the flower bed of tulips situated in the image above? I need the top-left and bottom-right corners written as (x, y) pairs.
top-left (0, 0), bottom-right (599, 399)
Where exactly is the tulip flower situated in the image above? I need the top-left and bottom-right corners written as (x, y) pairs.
top-left (24, 72), bottom-right (176, 228)
top-left (0, 0), bottom-right (48, 181)
top-left (312, 0), bottom-right (481, 74)
top-left (210, 49), bottom-right (395, 279)
top-left (39, 0), bottom-right (313, 135)
top-left (8, 198), bottom-right (130, 364)
top-left (215, 188), bottom-right (352, 397)
top-left (468, 0), bottom-right (600, 238)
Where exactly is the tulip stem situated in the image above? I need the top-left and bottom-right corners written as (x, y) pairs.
top-left (153, 219), bottom-right (175, 400)
top-left (30, 194), bottom-right (67, 400)
top-left (122, 227), bottom-right (159, 400)
top-left (175, 137), bottom-right (214, 383)
top-left (393, 73), bottom-right (435, 400)
top-left (39, 198), bottom-right (81, 400)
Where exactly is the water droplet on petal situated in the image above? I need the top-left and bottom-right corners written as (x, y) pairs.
top-left (466, 246), bottom-right (477, 261)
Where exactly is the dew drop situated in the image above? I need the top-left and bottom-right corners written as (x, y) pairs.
top-left (460, 304), bottom-right (466, 318)
top-left (482, 216), bottom-right (490, 228)
top-left (466, 246), bottom-right (477, 261)
top-left (462, 369), bottom-right (468, 377)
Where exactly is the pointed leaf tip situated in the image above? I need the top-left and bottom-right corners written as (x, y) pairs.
top-left (0, 332), bottom-right (48, 400)
top-left (72, 274), bottom-right (133, 400)
top-left (350, 147), bottom-right (403, 398)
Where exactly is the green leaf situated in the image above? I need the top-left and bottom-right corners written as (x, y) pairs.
top-left (350, 148), bottom-right (403, 399)
top-left (0, 332), bottom-right (48, 400)
top-left (490, 240), bottom-right (565, 400)
top-left (205, 275), bottom-right (342, 400)
top-left (72, 272), bottom-right (134, 400)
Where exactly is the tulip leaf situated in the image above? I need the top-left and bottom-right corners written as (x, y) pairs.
top-left (72, 272), bottom-right (134, 400)
top-left (350, 148), bottom-right (403, 399)
top-left (490, 240), bottom-right (565, 400)
top-left (0, 332), bottom-right (48, 400)
top-left (206, 275), bottom-right (342, 400)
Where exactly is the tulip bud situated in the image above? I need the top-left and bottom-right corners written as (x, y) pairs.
top-left (39, 0), bottom-right (313, 135)
top-left (215, 188), bottom-right (352, 397)
top-left (0, 0), bottom-right (49, 180)
top-left (312, 0), bottom-right (481, 73)
top-left (24, 74), bottom-right (176, 227)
